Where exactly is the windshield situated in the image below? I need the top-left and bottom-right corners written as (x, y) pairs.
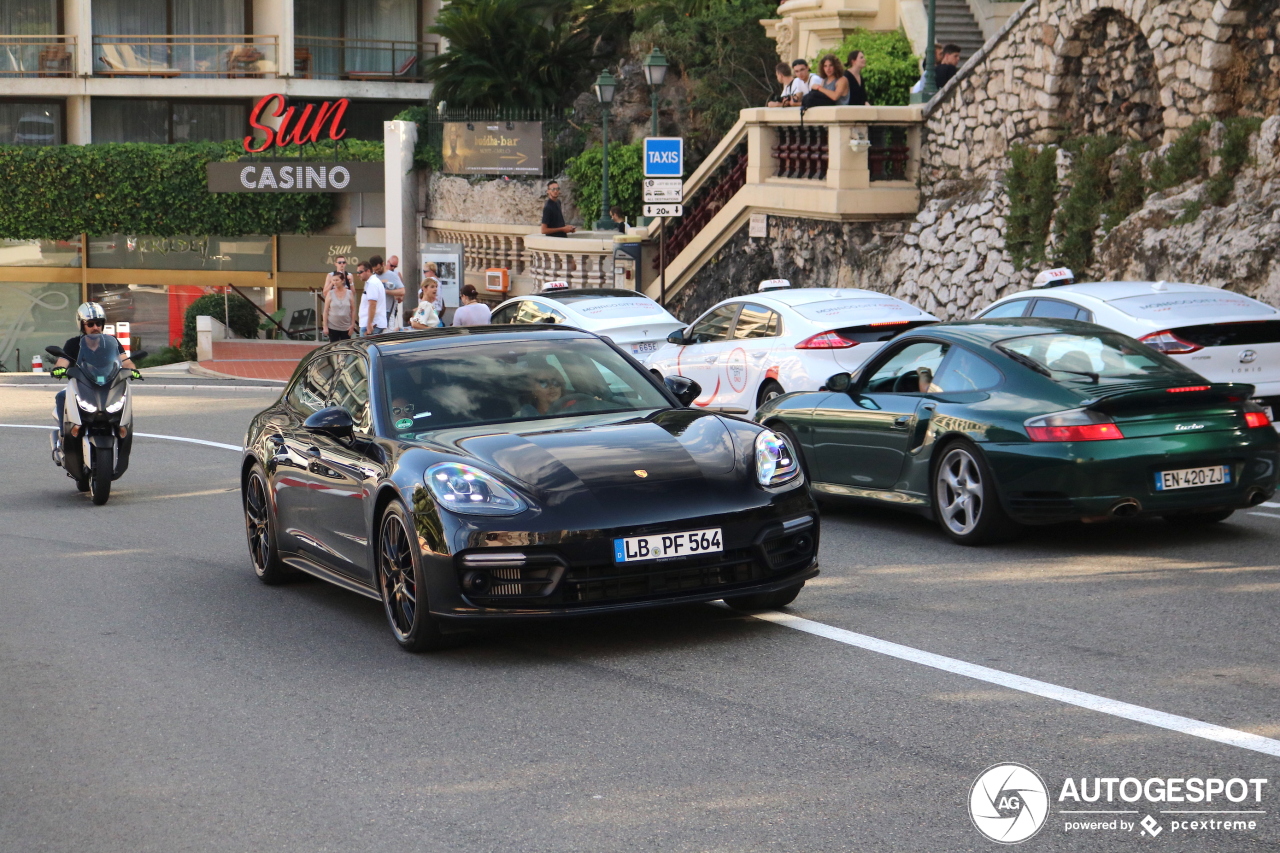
top-left (381, 338), bottom-right (672, 434)
top-left (997, 332), bottom-right (1190, 381)
top-left (75, 334), bottom-right (122, 386)
top-left (1108, 292), bottom-right (1276, 322)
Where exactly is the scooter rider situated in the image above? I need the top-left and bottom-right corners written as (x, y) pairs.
top-left (50, 302), bottom-right (141, 425)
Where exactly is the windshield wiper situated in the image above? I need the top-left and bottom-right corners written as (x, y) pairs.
top-left (996, 346), bottom-right (1052, 378)
top-left (1049, 367), bottom-right (1100, 384)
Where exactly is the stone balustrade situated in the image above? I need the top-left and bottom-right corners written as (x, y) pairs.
top-left (524, 233), bottom-right (625, 291)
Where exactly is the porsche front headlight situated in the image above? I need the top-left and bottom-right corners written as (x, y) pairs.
top-left (425, 462), bottom-right (528, 516)
top-left (755, 430), bottom-right (800, 487)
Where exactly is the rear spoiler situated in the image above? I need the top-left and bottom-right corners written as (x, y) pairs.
top-left (1083, 382), bottom-right (1255, 413)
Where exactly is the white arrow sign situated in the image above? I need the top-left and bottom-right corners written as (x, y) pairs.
top-left (644, 203), bottom-right (684, 218)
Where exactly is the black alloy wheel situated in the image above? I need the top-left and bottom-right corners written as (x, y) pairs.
top-left (89, 446), bottom-right (112, 505)
top-left (377, 501), bottom-right (450, 652)
top-left (931, 439), bottom-right (1019, 545)
top-left (757, 380), bottom-right (785, 408)
top-left (244, 464), bottom-right (289, 583)
top-left (724, 582), bottom-right (805, 612)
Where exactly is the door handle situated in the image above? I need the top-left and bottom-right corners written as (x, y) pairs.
top-left (892, 415), bottom-right (913, 429)
top-left (305, 446), bottom-right (321, 458)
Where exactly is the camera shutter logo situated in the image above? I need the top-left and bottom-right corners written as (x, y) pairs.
top-left (969, 763), bottom-right (1050, 844)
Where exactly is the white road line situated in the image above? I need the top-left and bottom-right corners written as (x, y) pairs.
top-left (1260, 501), bottom-right (1280, 508)
top-left (747, 610), bottom-right (1280, 759)
top-left (1247, 512), bottom-right (1280, 519)
top-left (0, 424), bottom-right (242, 452)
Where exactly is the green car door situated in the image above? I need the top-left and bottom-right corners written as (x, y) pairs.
top-left (808, 341), bottom-right (950, 489)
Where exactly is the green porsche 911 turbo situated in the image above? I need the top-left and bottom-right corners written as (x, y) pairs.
top-left (755, 318), bottom-right (1280, 544)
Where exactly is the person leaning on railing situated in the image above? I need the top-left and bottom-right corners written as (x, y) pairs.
top-left (843, 50), bottom-right (869, 106)
top-left (768, 62), bottom-right (810, 107)
top-left (801, 54), bottom-right (850, 107)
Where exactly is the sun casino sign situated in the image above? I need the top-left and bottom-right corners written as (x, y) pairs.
top-left (206, 94), bottom-right (384, 193)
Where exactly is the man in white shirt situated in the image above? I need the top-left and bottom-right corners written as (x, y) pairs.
top-left (356, 261), bottom-right (387, 336)
top-left (791, 59), bottom-right (822, 94)
top-left (768, 62), bottom-right (810, 106)
top-left (372, 254), bottom-right (404, 330)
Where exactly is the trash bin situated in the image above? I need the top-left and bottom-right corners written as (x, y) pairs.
top-left (613, 236), bottom-right (643, 290)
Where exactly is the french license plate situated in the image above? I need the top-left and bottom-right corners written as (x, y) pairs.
top-left (1154, 465), bottom-right (1231, 491)
top-left (630, 341), bottom-right (658, 355)
top-left (1253, 401), bottom-right (1274, 420)
top-left (614, 527), bottom-right (722, 562)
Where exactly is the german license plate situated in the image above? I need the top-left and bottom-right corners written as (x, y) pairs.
top-left (614, 527), bottom-right (722, 562)
top-left (630, 341), bottom-right (658, 355)
top-left (1154, 465), bottom-right (1231, 491)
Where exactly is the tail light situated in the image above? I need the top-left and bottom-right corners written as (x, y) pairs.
top-left (796, 331), bottom-right (857, 350)
top-left (1139, 330), bottom-right (1202, 354)
top-left (1166, 385), bottom-right (1211, 393)
top-left (1244, 403), bottom-right (1272, 429)
top-left (1025, 408), bottom-right (1125, 442)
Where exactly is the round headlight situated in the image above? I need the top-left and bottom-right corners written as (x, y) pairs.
top-left (755, 430), bottom-right (800, 487)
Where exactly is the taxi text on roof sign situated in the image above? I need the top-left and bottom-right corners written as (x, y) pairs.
top-left (643, 137), bottom-right (684, 178)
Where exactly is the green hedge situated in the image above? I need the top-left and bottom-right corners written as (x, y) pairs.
top-left (824, 28), bottom-right (920, 107)
top-left (566, 142), bottom-right (644, 224)
top-left (180, 293), bottom-right (262, 360)
top-left (0, 139), bottom-right (382, 240)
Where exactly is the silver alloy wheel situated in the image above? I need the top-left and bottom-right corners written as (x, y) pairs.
top-left (935, 447), bottom-right (984, 536)
top-left (378, 513), bottom-right (418, 641)
top-left (245, 472), bottom-right (272, 576)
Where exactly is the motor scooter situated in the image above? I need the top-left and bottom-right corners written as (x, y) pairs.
top-left (46, 337), bottom-right (147, 505)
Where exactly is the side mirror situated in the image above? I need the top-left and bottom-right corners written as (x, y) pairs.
top-left (45, 345), bottom-right (68, 360)
top-left (825, 372), bottom-right (852, 393)
top-left (664, 375), bottom-right (702, 407)
top-left (303, 406), bottom-right (354, 440)
top-left (130, 350), bottom-right (149, 362)
top-left (666, 329), bottom-right (689, 345)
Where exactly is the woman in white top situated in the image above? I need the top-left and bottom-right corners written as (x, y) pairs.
top-left (322, 278), bottom-right (355, 342)
top-left (410, 278), bottom-right (441, 329)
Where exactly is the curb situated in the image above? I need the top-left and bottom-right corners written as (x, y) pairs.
top-left (189, 363), bottom-right (289, 384)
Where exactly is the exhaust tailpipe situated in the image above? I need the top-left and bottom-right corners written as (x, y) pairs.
top-left (1110, 498), bottom-right (1141, 518)
top-left (1246, 488), bottom-right (1268, 507)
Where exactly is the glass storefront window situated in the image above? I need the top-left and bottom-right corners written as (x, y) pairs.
top-left (91, 99), bottom-right (247, 144)
top-left (88, 283), bottom-right (268, 351)
top-left (88, 234), bottom-right (271, 271)
top-left (0, 281), bottom-right (78, 372)
top-left (0, 100), bottom-right (64, 146)
top-left (0, 237), bottom-right (82, 267)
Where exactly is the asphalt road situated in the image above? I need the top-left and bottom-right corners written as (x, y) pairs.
top-left (2, 383), bottom-right (1279, 852)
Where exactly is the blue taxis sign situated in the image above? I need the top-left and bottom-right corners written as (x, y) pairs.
top-left (643, 137), bottom-right (684, 177)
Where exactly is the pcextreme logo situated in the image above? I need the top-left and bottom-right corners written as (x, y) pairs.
top-left (969, 763), bottom-right (1269, 844)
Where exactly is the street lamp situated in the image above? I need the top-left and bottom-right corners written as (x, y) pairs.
top-left (910, 0), bottom-right (938, 103)
top-left (642, 48), bottom-right (668, 138)
top-left (594, 69), bottom-right (617, 231)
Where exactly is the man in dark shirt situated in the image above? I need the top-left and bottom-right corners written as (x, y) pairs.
top-left (935, 44), bottom-right (961, 90)
top-left (51, 304), bottom-right (139, 426)
top-left (540, 180), bottom-right (576, 237)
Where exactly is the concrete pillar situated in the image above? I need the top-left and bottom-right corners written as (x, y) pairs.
top-left (65, 95), bottom-right (92, 144)
top-left (827, 124), bottom-right (870, 190)
top-left (384, 119), bottom-right (419, 298)
top-left (64, 0), bottom-right (93, 79)
top-left (253, 0), bottom-right (290, 76)
top-left (746, 123), bottom-right (773, 185)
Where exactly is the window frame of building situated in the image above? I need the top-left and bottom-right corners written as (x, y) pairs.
top-left (0, 97), bottom-right (66, 146)
top-left (90, 97), bottom-right (249, 144)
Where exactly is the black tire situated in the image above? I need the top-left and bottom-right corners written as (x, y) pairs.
top-left (931, 439), bottom-right (1020, 545)
top-left (377, 501), bottom-right (452, 652)
top-left (244, 463), bottom-right (290, 584)
top-left (1162, 509), bottom-right (1235, 525)
top-left (723, 582), bottom-right (805, 612)
top-left (89, 446), bottom-right (112, 505)
top-left (756, 380), bottom-right (785, 409)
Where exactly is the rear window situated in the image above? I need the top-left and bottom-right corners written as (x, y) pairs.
top-left (998, 332), bottom-right (1189, 381)
top-left (1109, 292), bottom-right (1276, 322)
top-left (1171, 320), bottom-right (1280, 347)
top-left (837, 320), bottom-right (936, 343)
top-left (569, 297), bottom-right (667, 319)
top-left (793, 298), bottom-right (930, 325)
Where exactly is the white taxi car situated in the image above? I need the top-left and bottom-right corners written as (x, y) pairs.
top-left (490, 284), bottom-right (683, 363)
top-left (974, 275), bottom-right (1280, 417)
top-left (647, 282), bottom-right (939, 414)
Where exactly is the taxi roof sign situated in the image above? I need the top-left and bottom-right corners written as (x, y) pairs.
top-left (1032, 267), bottom-right (1075, 288)
top-left (541, 280), bottom-right (571, 291)
top-left (758, 279), bottom-right (791, 292)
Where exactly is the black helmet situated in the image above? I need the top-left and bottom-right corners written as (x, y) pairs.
top-left (76, 301), bottom-right (106, 332)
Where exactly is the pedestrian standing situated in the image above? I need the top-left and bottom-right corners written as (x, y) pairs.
top-left (322, 276), bottom-right (355, 342)
top-left (324, 255), bottom-right (352, 297)
top-left (410, 278), bottom-right (441, 329)
top-left (935, 44), bottom-right (961, 89)
top-left (609, 207), bottom-right (627, 233)
top-left (371, 254), bottom-right (404, 331)
top-left (452, 284), bottom-right (492, 326)
top-left (420, 262), bottom-right (446, 326)
top-left (844, 50), bottom-right (869, 105)
top-left (356, 261), bottom-right (387, 336)
top-left (541, 181), bottom-right (576, 237)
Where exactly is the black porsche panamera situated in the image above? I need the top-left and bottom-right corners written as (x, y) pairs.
top-left (241, 326), bottom-right (820, 650)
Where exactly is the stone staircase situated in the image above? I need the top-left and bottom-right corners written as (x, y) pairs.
top-left (935, 0), bottom-right (986, 62)
top-left (199, 339), bottom-right (319, 382)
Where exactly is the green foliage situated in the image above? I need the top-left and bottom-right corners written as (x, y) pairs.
top-left (1147, 120), bottom-right (1210, 193)
top-left (1004, 144), bottom-right (1059, 271)
top-left (1205, 116), bottom-right (1264, 206)
top-left (0, 140), bottom-right (380, 240)
top-left (425, 0), bottom-right (595, 110)
top-left (393, 105), bottom-right (444, 170)
top-left (826, 28), bottom-right (920, 107)
top-left (133, 345), bottom-right (185, 369)
top-left (1101, 143), bottom-right (1145, 233)
top-left (566, 142), bottom-right (644, 222)
top-left (1053, 136), bottom-right (1122, 272)
top-left (638, 0), bottom-right (778, 157)
top-left (180, 293), bottom-right (262, 360)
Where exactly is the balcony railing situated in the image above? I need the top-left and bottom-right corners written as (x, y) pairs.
top-left (93, 35), bottom-right (278, 77)
top-left (294, 36), bottom-right (437, 82)
top-left (0, 36), bottom-right (76, 77)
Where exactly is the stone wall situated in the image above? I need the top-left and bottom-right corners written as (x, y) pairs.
top-left (1222, 0), bottom-right (1280, 117)
top-left (423, 173), bottom-right (581, 227)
